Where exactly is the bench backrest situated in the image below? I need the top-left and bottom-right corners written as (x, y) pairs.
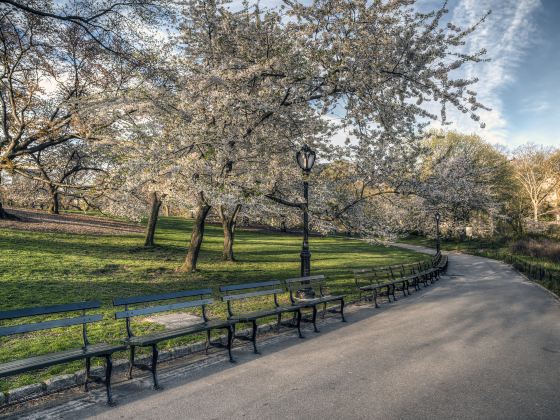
top-left (354, 268), bottom-right (396, 288)
top-left (285, 275), bottom-right (327, 302)
top-left (401, 260), bottom-right (424, 272)
top-left (413, 260), bottom-right (437, 276)
top-left (396, 263), bottom-right (417, 277)
top-left (113, 288), bottom-right (213, 338)
top-left (0, 301), bottom-right (102, 347)
top-left (220, 281), bottom-right (283, 318)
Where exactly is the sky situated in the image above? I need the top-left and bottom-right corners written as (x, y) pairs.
top-left (235, 0), bottom-right (559, 148)
top-left (432, 0), bottom-right (560, 148)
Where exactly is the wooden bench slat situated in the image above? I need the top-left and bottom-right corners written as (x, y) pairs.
top-left (222, 289), bottom-right (283, 302)
top-left (229, 305), bottom-right (301, 321)
top-left (114, 299), bottom-right (214, 319)
top-left (125, 319), bottom-right (231, 346)
top-left (0, 301), bottom-right (101, 321)
top-left (113, 289), bottom-right (212, 306)
top-left (285, 279), bottom-right (326, 290)
top-left (284, 275), bottom-right (325, 284)
top-left (293, 294), bottom-right (344, 304)
top-left (219, 280), bottom-right (280, 292)
top-left (0, 314), bottom-right (103, 337)
top-left (0, 343), bottom-right (126, 377)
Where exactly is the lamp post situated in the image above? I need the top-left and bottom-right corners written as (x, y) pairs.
top-left (296, 144), bottom-right (316, 279)
top-left (435, 211), bottom-right (441, 254)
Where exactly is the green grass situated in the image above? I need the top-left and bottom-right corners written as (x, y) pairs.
top-left (0, 217), bottom-right (424, 391)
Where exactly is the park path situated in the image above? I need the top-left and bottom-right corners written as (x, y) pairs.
top-left (16, 250), bottom-right (560, 419)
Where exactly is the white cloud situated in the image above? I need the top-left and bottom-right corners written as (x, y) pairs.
top-left (436, 0), bottom-right (542, 144)
top-left (518, 97), bottom-right (551, 113)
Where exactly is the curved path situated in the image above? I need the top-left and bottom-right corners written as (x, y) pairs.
top-left (18, 251), bottom-right (560, 419)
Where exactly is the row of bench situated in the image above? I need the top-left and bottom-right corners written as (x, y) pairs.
top-left (354, 252), bottom-right (448, 308)
top-left (0, 253), bottom-right (448, 406)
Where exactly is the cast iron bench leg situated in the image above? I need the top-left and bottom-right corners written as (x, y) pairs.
top-left (128, 346), bottom-right (135, 380)
top-left (392, 285), bottom-right (397, 301)
top-left (322, 302), bottom-right (327, 319)
top-left (276, 313), bottom-right (282, 333)
top-left (296, 311), bottom-right (304, 339)
top-left (312, 305), bottom-right (319, 333)
top-left (340, 298), bottom-right (346, 322)
top-left (251, 320), bottom-right (259, 354)
top-left (105, 355), bottom-right (115, 406)
top-left (205, 330), bottom-right (211, 354)
top-left (373, 289), bottom-right (379, 308)
top-left (151, 344), bottom-right (161, 390)
top-left (227, 326), bottom-right (235, 363)
top-left (84, 357), bottom-right (91, 392)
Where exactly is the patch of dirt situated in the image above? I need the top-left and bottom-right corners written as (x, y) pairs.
top-left (0, 208), bottom-right (143, 236)
top-left (143, 313), bottom-right (204, 329)
top-left (90, 264), bottom-right (123, 275)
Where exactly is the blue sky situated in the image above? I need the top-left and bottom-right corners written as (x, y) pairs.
top-left (237, 0), bottom-right (558, 148)
top-left (434, 0), bottom-right (560, 147)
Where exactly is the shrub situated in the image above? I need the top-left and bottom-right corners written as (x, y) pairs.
top-left (510, 238), bottom-right (560, 263)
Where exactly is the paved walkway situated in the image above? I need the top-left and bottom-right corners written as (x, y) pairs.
top-left (15, 250), bottom-right (560, 419)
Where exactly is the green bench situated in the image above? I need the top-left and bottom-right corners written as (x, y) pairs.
top-left (113, 288), bottom-right (234, 390)
top-left (284, 275), bottom-right (346, 332)
top-left (354, 258), bottom-right (442, 307)
top-left (432, 252), bottom-right (448, 273)
top-left (415, 261), bottom-right (440, 285)
top-left (220, 280), bottom-right (303, 354)
top-left (354, 268), bottom-right (403, 308)
top-left (0, 301), bottom-right (125, 405)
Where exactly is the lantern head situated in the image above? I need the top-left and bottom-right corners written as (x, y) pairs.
top-left (296, 144), bottom-right (316, 174)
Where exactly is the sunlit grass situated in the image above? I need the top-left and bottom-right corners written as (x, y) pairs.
top-left (0, 217), bottom-right (423, 390)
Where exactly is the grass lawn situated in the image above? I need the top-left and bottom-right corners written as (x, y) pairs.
top-left (0, 217), bottom-right (424, 391)
top-left (402, 235), bottom-right (506, 255)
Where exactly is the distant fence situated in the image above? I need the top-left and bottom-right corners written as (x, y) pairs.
top-left (483, 250), bottom-right (560, 296)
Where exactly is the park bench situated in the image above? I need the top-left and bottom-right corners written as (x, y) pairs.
top-left (432, 252), bottom-right (448, 273)
top-left (284, 275), bottom-right (346, 333)
top-left (0, 301), bottom-right (124, 406)
top-left (354, 268), bottom-right (404, 308)
top-left (396, 257), bottom-right (444, 291)
top-left (392, 263), bottom-right (423, 293)
top-left (381, 261), bottom-right (432, 293)
top-left (415, 261), bottom-right (439, 285)
top-left (220, 280), bottom-right (303, 354)
top-left (113, 288), bottom-right (234, 390)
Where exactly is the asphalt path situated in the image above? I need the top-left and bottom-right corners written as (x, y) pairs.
top-left (16, 249), bottom-right (560, 419)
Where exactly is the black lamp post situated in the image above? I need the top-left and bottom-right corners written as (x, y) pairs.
top-left (435, 211), bottom-right (441, 254)
top-left (296, 144), bottom-right (316, 278)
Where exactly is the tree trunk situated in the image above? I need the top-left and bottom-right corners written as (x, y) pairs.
top-left (0, 200), bottom-right (11, 219)
top-left (0, 198), bottom-right (19, 220)
top-left (218, 204), bottom-right (242, 262)
top-left (48, 191), bottom-right (60, 215)
top-left (533, 203), bottom-right (539, 222)
top-left (144, 192), bottom-right (163, 247)
top-left (180, 193), bottom-right (211, 272)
